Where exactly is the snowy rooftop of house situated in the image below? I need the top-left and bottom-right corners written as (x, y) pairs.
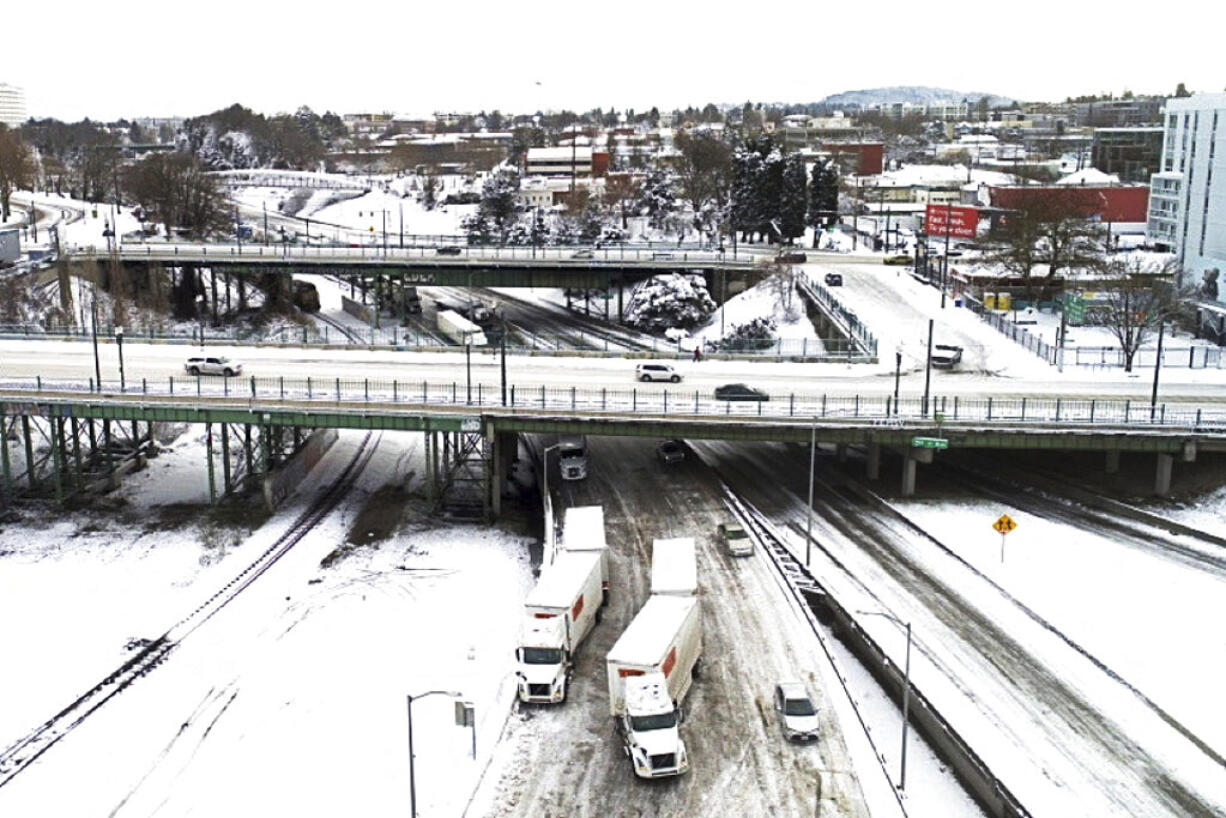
top-left (867, 164), bottom-right (1018, 188)
top-left (1056, 168), bottom-right (1122, 186)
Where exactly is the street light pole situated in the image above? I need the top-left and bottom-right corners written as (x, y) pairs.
top-left (406, 690), bottom-right (462, 818)
top-left (90, 286), bottom-right (102, 390)
top-left (1150, 319), bottom-right (1166, 420)
top-left (893, 347), bottom-right (902, 415)
top-left (922, 319), bottom-right (934, 417)
top-left (857, 611), bottom-right (913, 791)
top-left (805, 420), bottom-right (816, 566)
top-left (465, 341), bottom-right (472, 404)
top-left (115, 326), bottom-right (125, 392)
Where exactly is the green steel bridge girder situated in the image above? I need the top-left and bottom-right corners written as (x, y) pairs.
top-left (0, 398), bottom-right (1215, 454)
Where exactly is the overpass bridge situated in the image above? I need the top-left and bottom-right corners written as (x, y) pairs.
top-left (68, 244), bottom-right (759, 289)
top-left (2, 376), bottom-right (1222, 517)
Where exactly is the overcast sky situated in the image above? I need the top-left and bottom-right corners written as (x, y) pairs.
top-left (4, 0), bottom-right (1221, 122)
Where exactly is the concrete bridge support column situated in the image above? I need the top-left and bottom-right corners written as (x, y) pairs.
top-left (901, 446), bottom-right (934, 498)
top-left (22, 415), bottom-right (35, 490)
top-left (1105, 450), bottom-right (1120, 474)
top-left (205, 423), bottom-right (217, 504)
top-left (836, 443), bottom-right (848, 464)
top-left (1155, 453), bottom-right (1173, 497)
top-left (1, 411), bottom-right (12, 505)
top-left (901, 455), bottom-right (917, 497)
top-left (488, 430), bottom-right (517, 519)
top-left (866, 442), bottom-right (881, 481)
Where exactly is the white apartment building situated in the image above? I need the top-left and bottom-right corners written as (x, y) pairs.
top-left (1146, 94), bottom-right (1226, 298)
top-left (525, 146), bottom-right (593, 177)
top-left (0, 83), bottom-right (26, 128)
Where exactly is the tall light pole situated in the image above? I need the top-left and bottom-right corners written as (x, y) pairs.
top-left (857, 610), bottom-right (912, 791)
top-left (406, 689), bottom-right (462, 818)
top-left (90, 285), bottom-right (102, 390)
top-left (1150, 318), bottom-right (1166, 421)
top-left (804, 420), bottom-right (816, 566)
top-left (893, 346), bottom-right (903, 415)
top-left (115, 326), bottom-right (125, 392)
top-left (465, 340), bottom-right (473, 405)
top-left (922, 319), bottom-right (934, 417)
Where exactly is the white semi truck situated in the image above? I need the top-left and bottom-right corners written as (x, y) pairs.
top-left (516, 550), bottom-right (605, 704)
top-left (561, 505), bottom-right (610, 595)
top-left (650, 537), bottom-right (697, 597)
top-left (557, 435), bottom-right (588, 481)
top-left (436, 309), bottom-right (488, 346)
top-left (606, 594), bottom-right (702, 778)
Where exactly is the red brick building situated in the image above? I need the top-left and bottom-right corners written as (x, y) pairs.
top-left (988, 184), bottom-right (1150, 224)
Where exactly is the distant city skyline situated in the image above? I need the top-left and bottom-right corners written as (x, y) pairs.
top-left (6, 0), bottom-right (1221, 122)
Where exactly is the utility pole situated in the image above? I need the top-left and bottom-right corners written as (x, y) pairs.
top-left (941, 201), bottom-right (952, 309)
top-left (923, 319), bottom-right (934, 417)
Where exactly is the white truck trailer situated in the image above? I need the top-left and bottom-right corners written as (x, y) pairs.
top-left (516, 550), bottom-right (605, 704)
top-left (436, 309), bottom-right (488, 346)
top-left (650, 537), bottom-right (697, 597)
top-left (561, 505), bottom-right (609, 594)
top-left (606, 594), bottom-right (702, 778)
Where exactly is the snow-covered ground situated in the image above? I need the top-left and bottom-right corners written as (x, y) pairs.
top-left (0, 428), bottom-right (534, 817)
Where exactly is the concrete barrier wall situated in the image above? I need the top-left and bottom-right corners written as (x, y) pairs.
top-left (341, 295), bottom-right (373, 325)
top-left (262, 428), bottom-right (338, 511)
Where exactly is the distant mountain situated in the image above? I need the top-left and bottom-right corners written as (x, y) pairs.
top-left (818, 86), bottom-right (1014, 109)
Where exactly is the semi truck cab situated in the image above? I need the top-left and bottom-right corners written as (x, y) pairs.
top-left (516, 617), bottom-right (571, 703)
top-left (619, 673), bottom-right (689, 778)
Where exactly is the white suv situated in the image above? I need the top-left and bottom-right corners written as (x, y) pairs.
top-left (635, 363), bottom-right (680, 383)
top-left (185, 356), bottom-right (243, 377)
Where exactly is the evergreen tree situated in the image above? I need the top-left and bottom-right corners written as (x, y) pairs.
top-left (779, 154), bottom-right (808, 244)
top-left (807, 159), bottom-right (840, 245)
top-left (476, 168), bottom-right (522, 242)
top-left (638, 169), bottom-right (676, 231)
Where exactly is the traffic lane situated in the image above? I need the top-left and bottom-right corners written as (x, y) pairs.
top-left (481, 436), bottom-right (866, 817)
top-left (2, 339), bottom-right (1224, 402)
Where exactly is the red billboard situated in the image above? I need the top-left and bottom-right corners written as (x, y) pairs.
top-left (925, 204), bottom-right (979, 239)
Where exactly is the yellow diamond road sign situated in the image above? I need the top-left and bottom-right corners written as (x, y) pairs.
top-left (993, 514), bottom-right (1017, 535)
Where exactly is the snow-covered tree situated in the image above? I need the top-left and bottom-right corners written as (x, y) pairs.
top-left (624, 274), bottom-right (716, 333)
top-left (711, 316), bottom-right (778, 352)
top-left (474, 168), bottom-right (522, 242)
top-left (779, 154), bottom-right (808, 244)
top-left (807, 159), bottom-right (839, 244)
top-left (638, 169), bottom-right (676, 231)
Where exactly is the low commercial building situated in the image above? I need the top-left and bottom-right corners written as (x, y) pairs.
top-left (1091, 127), bottom-right (1163, 184)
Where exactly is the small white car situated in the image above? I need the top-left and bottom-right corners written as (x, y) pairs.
top-left (636, 363), bottom-right (680, 383)
top-left (717, 522), bottom-right (753, 557)
top-left (774, 681), bottom-right (820, 742)
top-left (185, 356), bottom-right (243, 377)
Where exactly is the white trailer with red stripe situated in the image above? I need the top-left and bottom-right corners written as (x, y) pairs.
top-left (605, 595), bottom-right (702, 777)
top-left (515, 550), bottom-right (605, 704)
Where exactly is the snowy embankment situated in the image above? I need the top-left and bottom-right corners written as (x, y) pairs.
top-left (0, 428), bottom-right (534, 817)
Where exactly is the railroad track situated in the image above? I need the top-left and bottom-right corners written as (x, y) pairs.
top-left (0, 431), bottom-right (380, 788)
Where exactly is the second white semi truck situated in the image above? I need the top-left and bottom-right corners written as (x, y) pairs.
top-left (650, 537), bottom-right (697, 597)
top-left (606, 594), bottom-right (702, 778)
top-left (516, 550), bottom-right (605, 704)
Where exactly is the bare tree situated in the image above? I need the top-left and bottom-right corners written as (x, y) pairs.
top-left (1089, 257), bottom-right (1187, 372)
top-left (0, 126), bottom-right (37, 222)
top-left (123, 152), bottom-right (229, 239)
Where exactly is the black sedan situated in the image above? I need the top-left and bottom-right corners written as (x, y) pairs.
top-left (714, 383), bottom-right (770, 402)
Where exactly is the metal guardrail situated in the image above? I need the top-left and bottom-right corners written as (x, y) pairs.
top-left (2, 376), bottom-right (1222, 432)
top-left (796, 277), bottom-right (879, 358)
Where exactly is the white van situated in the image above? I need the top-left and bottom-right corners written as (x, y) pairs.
top-left (636, 363), bottom-right (680, 383)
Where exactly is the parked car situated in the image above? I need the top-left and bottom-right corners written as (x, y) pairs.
top-left (651, 251), bottom-right (674, 260)
top-left (717, 522), bottom-right (753, 557)
top-left (636, 363), bottom-right (681, 383)
top-left (930, 344), bottom-right (964, 369)
top-left (774, 681), bottom-right (820, 742)
top-left (714, 383), bottom-right (769, 401)
top-left (824, 272), bottom-right (843, 286)
top-left (775, 251), bottom-right (807, 264)
top-left (883, 254), bottom-right (913, 265)
top-left (185, 356), bottom-right (243, 377)
top-left (437, 246), bottom-right (463, 255)
top-left (571, 249), bottom-right (595, 259)
top-left (656, 440), bottom-right (686, 465)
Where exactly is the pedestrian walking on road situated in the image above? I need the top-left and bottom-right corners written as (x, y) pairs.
top-left (693, 346), bottom-right (702, 362)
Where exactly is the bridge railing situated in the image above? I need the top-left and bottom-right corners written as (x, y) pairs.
top-left (2, 376), bottom-right (1222, 432)
top-left (71, 242), bottom-right (759, 267)
top-left (0, 324), bottom-right (867, 361)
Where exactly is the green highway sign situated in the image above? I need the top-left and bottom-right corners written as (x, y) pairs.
top-left (911, 436), bottom-right (949, 449)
